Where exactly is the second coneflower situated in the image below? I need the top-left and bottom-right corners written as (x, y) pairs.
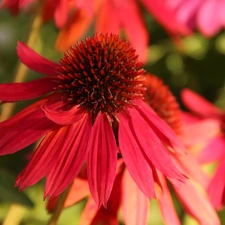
top-left (0, 33), bottom-right (186, 207)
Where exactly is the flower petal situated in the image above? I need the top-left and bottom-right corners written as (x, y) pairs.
top-left (121, 169), bottom-right (149, 225)
top-left (54, 0), bottom-right (69, 28)
top-left (0, 100), bottom-right (56, 155)
top-left (208, 159), bottom-right (225, 210)
top-left (127, 107), bottom-right (186, 186)
top-left (0, 78), bottom-right (55, 101)
top-left (136, 100), bottom-right (186, 153)
top-left (141, 0), bottom-right (191, 35)
top-left (87, 113), bottom-right (117, 207)
top-left (42, 103), bottom-right (86, 125)
top-left (197, 136), bottom-right (225, 163)
top-left (16, 126), bottom-right (70, 189)
top-left (17, 42), bottom-right (59, 77)
top-left (197, 0), bottom-right (221, 37)
top-left (118, 113), bottom-right (156, 198)
top-left (174, 180), bottom-right (220, 225)
top-left (181, 88), bottom-right (222, 119)
top-left (45, 113), bottom-right (92, 198)
top-left (157, 172), bottom-right (180, 225)
top-left (118, 0), bottom-right (148, 62)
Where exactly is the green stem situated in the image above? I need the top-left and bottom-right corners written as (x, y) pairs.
top-left (47, 185), bottom-right (72, 225)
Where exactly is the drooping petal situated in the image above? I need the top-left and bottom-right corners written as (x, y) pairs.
top-left (118, 113), bottom-right (156, 198)
top-left (47, 178), bottom-right (90, 213)
top-left (197, 136), bottom-right (225, 163)
top-left (127, 107), bottom-right (186, 187)
top-left (157, 172), bottom-right (180, 225)
top-left (54, 0), bottom-right (69, 28)
top-left (0, 100), bottom-right (56, 155)
top-left (79, 168), bottom-right (123, 225)
top-left (17, 42), bottom-right (59, 77)
top-left (174, 180), bottom-right (220, 225)
top-left (42, 103), bottom-right (86, 125)
top-left (119, 0), bottom-right (148, 62)
top-left (141, 0), bottom-right (191, 35)
top-left (56, 9), bottom-right (93, 51)
top-left (0, 78), bottom-right (55, 101)
top-left (87, 113), bottom-right (117, 207)
top-left (45, 113), bottom-right (92, 198)
top-left (121, 169), bottom-right (149, 225)
top-left (197, 0), bottom-right (221, 37)
top-left (135, 100), bottom-right (186, 153)
top-left (182, 118), bottom-right (220, 147)
top-left (16, 126), bottom-right (70, 190)
top-left (181, 88), bottom-right (222, 119)
top-left (208, 159), bottom-right (225, 210)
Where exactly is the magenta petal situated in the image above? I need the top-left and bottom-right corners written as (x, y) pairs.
top-left (118, 113), bottom-right (156, 198)
top-left (0, 100), bottom-right (56, 155)
top-left (17, 42), bottom-right (59, 77)
top-left (87, 113), bottom-right (117, 207)
top-left (0, 78), bottom-right (55, 101)
top-left (42, 103), bottom-right (85, 125)
top-left (197, 136), bottom-right (225, 163)
top-left (122, 169), bottom-right (149, 225)
top-left (127, 107), bottom-right (186, 184)
top-left (45, 113), bottom-right (92, 198)
top-left (208, 159), bottom-right (225, 210)
top-left (16, 126), bottom-right (69, 189)
top-left (181, 88), bottom-right (222, 118)
top-left (136, 100), bottom-right (185, 152)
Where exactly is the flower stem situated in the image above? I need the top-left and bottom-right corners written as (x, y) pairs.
top-left (0, 1), bottom-right (43, 122)
top-left (47, 184), bottom-right (72, 225)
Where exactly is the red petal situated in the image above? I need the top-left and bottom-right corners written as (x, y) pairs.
top-left (0, 78), bottom-right (55, 101)
top-left (87, 113), bottom-right (117, 207)
top-left (121, 169), bottom-right (149, 225)
top-left (54, 0), bottom-right (69, 27)
top-left (128, 107), bottom-right (186, 185)
top-left (118, 113), bottom-right (156, 198)
top-left (141, 0), bottom-right (191, 35)
top-left (45, 113), bottom-right (92, 198)
top-left (136, 100), bottom-right (185, 153)
top-left (181, 88), bottom-right (222, 119)
top-left (0, 100), bottom-right (55, 155)
top-left (157, 172), bottom-right (180, 225)
top-left (42, 103), bottom-right (85, 125)
top-left (17, 42), bottom-right (59, 77)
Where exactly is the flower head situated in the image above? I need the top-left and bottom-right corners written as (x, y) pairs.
top-left (0, 33), bottom-right (186, 207)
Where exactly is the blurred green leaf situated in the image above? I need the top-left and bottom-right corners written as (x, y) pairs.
top-left (0, 169), bottom-right (34, 208)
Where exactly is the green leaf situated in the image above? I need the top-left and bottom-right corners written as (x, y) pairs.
top-left (0, 169), bottom-right (34, 208)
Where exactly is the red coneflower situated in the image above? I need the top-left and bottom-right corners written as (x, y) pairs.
top-left (0, 33), bottom-right (186, 207)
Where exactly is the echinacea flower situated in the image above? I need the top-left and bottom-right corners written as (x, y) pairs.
top-left (166, 0), bottom-right (225, 37)
top-left (0, 33), bottom-right (187, 207)
top-left (182, 88), bottom-right (225, 210)
top-left (47, 74), bottom-right (220, 225)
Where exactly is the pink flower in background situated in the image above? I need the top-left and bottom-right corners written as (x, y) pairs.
top-left (166, 0), bottom-right (225, 37)
top-left (0, 34), bottom-right (186, 206)
top-left (46, 74), bottom-right (220, 225)
top-left (182, 88), bottom-right (225, 210)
